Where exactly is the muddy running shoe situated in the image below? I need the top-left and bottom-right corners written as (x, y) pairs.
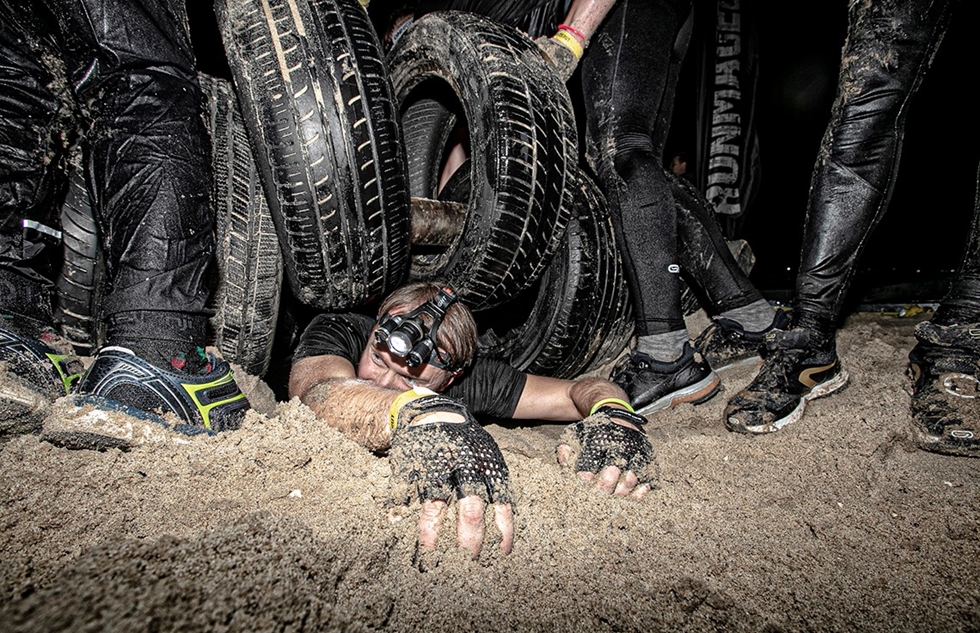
top-left (610, 343), bottom-right (720, 416)
top-left (907, 321), bottom-right (980, 457)
top-left (0, 325), bottom-right (84, 435)
top-left (694, 309), bottom-right (791, 373)
top-left (724, 328), bottom-right (848, 434)
top-left (75, 346), bottom-right (249, 433)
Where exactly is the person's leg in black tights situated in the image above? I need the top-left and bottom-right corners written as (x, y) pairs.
top-left (582, 0), bottom-right (688, 351)
top-left (579, 0), bottom-right (724, 413)
top-left (0, 0), bottom-right (250, 435)
top-left (672, 174), bottom-right (785, 372)
top-left (43, 0), bottom-right (217, 372)
top-left (0, 3), bottom-right (87, 433)
top-left (0, 4), bottom-right (71, 335)
top-left (792, 0), bottom-right (955, 336)
top-left (725, 0), bottom-right (957, 436)
top-left (908, 158), bottom-right (980, 456)
top-left (672, 176), bottom-right (768, 317)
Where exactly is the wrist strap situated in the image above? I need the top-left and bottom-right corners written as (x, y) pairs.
top-left (558, 23), bottom-right (586, 43)
top-left (589, 397), bottom-right (634, 416)
top-left (601, 406), bottom-right (647, 427)
top-left (552, 29), bottom-right (584, 59)
top-left (389, 387), bottom-right (437, 432)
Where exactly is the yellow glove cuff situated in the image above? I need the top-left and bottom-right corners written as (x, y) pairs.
top-left (389, 387), bottom-right (437, 431)
top-left (552, 30), bottom-right (584, 60)
top-left (589, 397), bottom-right (634, 416)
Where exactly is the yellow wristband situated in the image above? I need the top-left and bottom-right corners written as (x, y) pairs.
top-left (389, 387), bottom-right (437, 431)
top-left (552, 30), bottom-right (584, 59)
top-left (589, 397), bottom-right (634, 416)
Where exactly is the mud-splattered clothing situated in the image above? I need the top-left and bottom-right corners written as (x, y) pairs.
top-left (0, 0), bottom-right (213, 348)
top-left (793, 0), bottom-right (967, 332)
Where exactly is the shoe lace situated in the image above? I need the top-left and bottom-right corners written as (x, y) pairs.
top-left (610, 353), bottom-right (638, 386)
top-left (693, 321), bottom-right (722, 351)
top-left (610, 350), bottom-right (659, 386)
top-left (912, 341), bottom-right (979, 378)
top-left (751, 350), bottom-right (796, 392)
top-left (748, 331), bottom-right (812, 391)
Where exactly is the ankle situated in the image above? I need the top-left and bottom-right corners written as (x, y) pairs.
top-left (111, 340), bottom-right (212, 374)
top-left (636, 330), bottom-right (689, 363)
top-left (719, 299), bottom-right (775, 333)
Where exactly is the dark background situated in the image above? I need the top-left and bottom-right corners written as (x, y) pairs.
top-left (668, 2), bottom-right (979, 307)
top-left (189, 1), bottom-right (980, 308)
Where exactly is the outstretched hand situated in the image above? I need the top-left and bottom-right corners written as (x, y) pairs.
top-left (387, 393), bottom-right (514, 558)
top-left (557, 406), bottom-right (658, 498)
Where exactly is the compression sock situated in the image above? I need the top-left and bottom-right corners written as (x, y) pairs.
top-left (636, 329), bottom-right (690, 363)
top-left (720, 298), bottom-right (776, 333)
top-left (116, 339), bottom-right (212, 375)
top-left (168, 347), bottom-right (212, 374)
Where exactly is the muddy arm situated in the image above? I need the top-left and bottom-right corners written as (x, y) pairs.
top-left (289, 355), bottom-right (397, 451)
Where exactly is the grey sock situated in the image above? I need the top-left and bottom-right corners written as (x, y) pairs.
top-left (720, 299), bottom-right (776, 333)
top-left (636, 329), bottom-right (689, 363)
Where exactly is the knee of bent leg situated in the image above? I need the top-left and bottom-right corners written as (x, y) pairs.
top-left (608, 132), bottom-right (658, 182)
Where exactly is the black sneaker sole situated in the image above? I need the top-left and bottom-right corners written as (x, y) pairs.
top-left (727, 367), bottom-right (849, 434)
top-left (0, 381), bottom-right (51, 437)
top-left (915, 431), bottom-right (980, 458)
top-left (635, 371), bottom-right (721, 416)
top-left (40, 394), bottom-right (186, 452)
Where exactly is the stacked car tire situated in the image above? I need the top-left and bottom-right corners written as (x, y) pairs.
top-left (53, 1), bottom-right (635, 380)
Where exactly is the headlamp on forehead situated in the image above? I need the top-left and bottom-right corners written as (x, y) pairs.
top-left (375, 286), bottom-right (459, 370)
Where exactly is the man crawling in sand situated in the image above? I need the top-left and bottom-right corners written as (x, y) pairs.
top-left (288, 280), bottom-right (658, 557)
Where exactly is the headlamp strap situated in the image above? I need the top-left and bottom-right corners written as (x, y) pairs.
top-left (376, 286), bottom-right (459, 369)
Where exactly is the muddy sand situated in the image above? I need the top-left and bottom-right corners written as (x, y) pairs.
top-left (1, 310), bottom-right (978, 632)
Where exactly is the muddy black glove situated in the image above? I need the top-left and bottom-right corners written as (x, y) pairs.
top-left (559, 406), bottom-right (659, 485)
top-left (389, 393), bottom-right (512, 505)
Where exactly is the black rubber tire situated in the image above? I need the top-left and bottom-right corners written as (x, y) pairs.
top-left (200, 74), bottom-right (283, 377)
top-left (388, 11), bottom-right (576, 311)
top-left (55, 166), bottom-right (104, 356)
top-left (215, 0), bottom-right (411, 311)
top-left (401, 95), bottom-right (459, 199)
top-left (477, 170), bottom-right (633, 378)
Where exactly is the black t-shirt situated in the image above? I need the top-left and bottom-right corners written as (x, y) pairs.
top-left (292, 313), bottom-right (528, 419)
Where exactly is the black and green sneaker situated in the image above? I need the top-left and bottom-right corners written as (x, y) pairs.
top-left (724, 327), bottom-right (848, 434)
top-left (0, 325), bottom-right (84, 436)
top-left (75, 346), bottom-right (250, 434)
top-left (907, 321), bottom-right (979, 457)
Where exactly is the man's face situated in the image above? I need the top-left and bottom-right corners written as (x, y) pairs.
top-left (357, 325), bottom-right (455, 392)
top-left (671, 156), bottom-right (687, 175)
